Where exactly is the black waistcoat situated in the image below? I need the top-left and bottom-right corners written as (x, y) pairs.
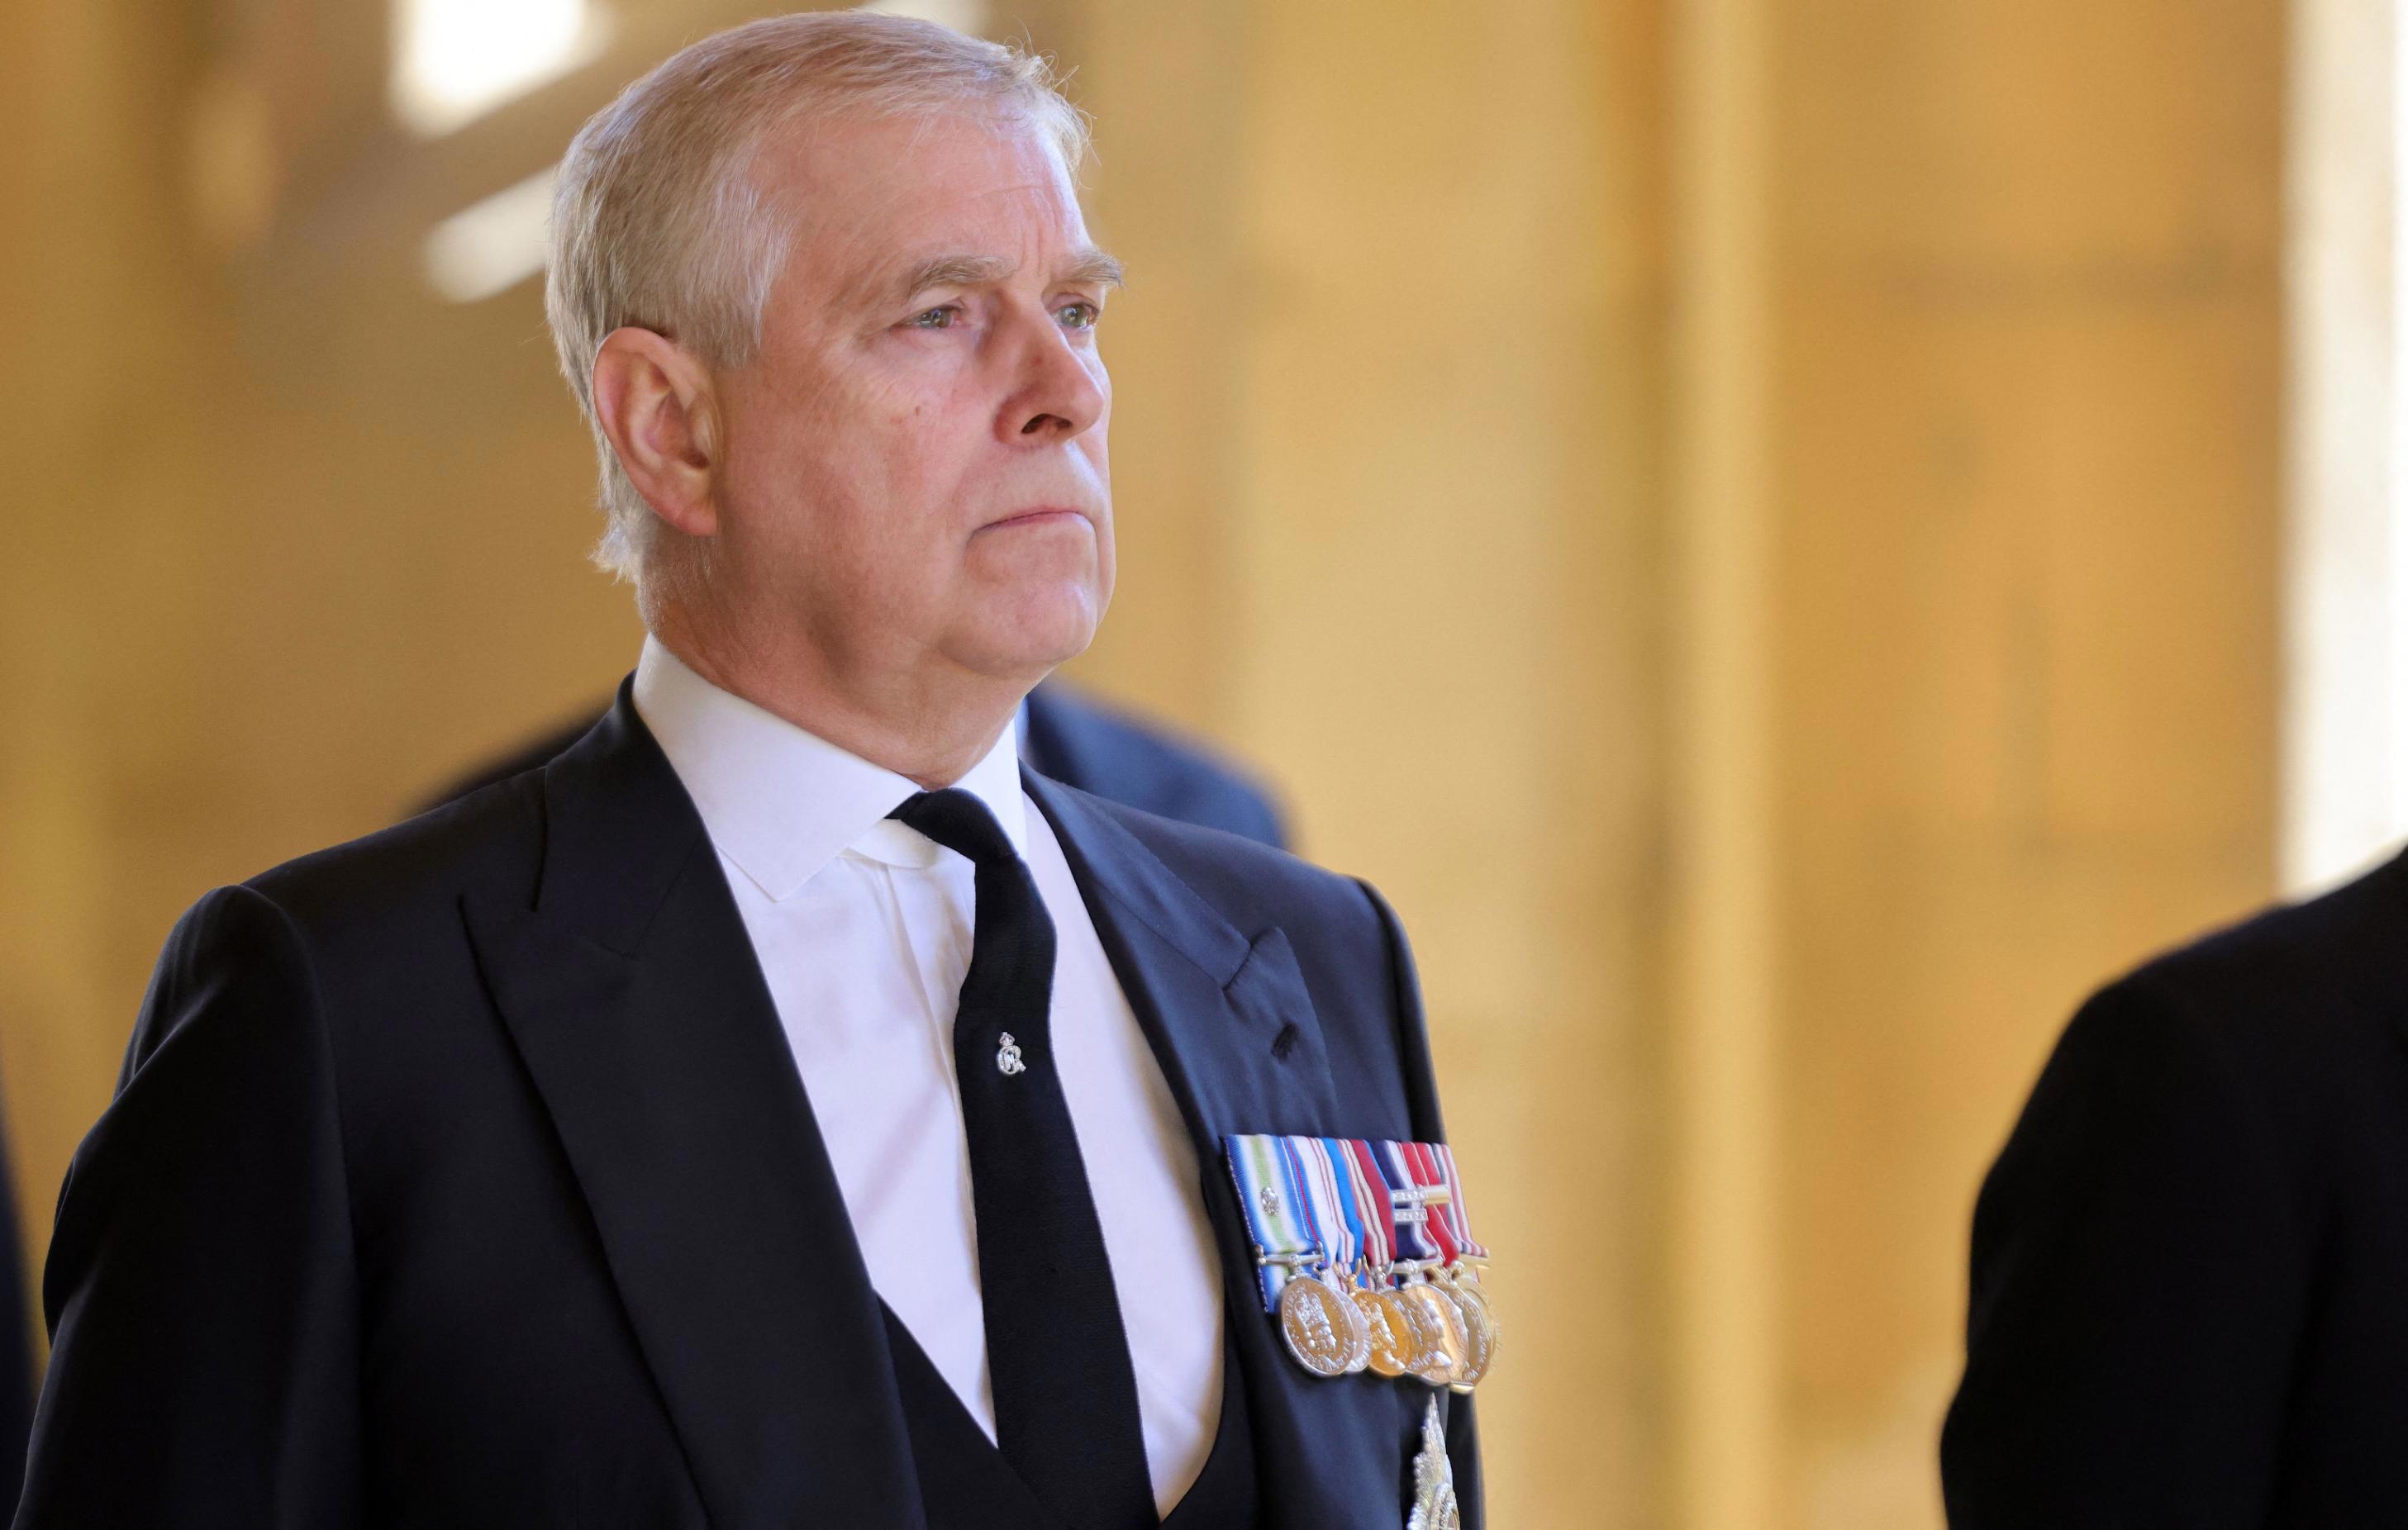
top-left (880, 1306), bottom-right (1261, 1530)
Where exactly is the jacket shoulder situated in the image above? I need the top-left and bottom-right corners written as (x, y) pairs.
top-left (2110, 851), bottom-right (2408, 1023)
top-left (2053, 851), bottom-right (2408, 1147)
top-left (241, 772), bottom-right (545, 943)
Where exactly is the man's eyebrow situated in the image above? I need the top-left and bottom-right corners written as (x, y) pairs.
top-left (888, 248), bottom-right (1126, 305)
top-left (1059, 248), bottom-right (1126, 288)
top-left (894, 254), bottom-right (1013, 302)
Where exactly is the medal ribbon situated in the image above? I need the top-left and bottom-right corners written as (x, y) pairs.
top-left (1294, 1138), bottom-right (1363, 1282)
top-left (1379, 1139), bottom-right (1456, 1265)
top-left (1426, 1141), bottom-right (1488, 1260)
top-left (1339, 1138), bottom-right (1398, 1274)
top-left (1223, 1133), bottom-right (1316, 1308)
top-left (1402, 1141), bottom-right (1463, 1263)
top-left (1274, 1136), bottom-right (1332, 1275)
top-left (1231, 1135), bottom-right (1489, 1306)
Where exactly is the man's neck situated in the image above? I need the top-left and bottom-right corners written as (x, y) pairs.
top-left (648, 620), bottom-right (1031, 791)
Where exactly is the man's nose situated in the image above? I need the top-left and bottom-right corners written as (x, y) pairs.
top-left (996, 312), bottom-right (1106, 445)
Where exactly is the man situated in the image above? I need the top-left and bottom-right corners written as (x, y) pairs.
top-left (17, 13), bottom-right (1478, 1529)
top-left (1942, 848), bottom-right (2408, 1524)
top-left (421, 680), bottom-right (1292, 850)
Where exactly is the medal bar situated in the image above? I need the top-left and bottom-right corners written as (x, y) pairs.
top-left (1223, 1134), bottom-right (1501, 1390)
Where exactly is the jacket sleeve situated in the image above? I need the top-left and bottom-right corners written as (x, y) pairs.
top-left (16, 884), bottom-right (362, 1529)
top-left (1939, 976), bottom-right (2309, 1528)
top-left (1358, 878), bottom-right (1482, 1530)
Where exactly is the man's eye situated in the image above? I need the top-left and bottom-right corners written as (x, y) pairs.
top-left (908, 305), bottom-right (961, 330)
top-left (1057, 302), bottom-right (1100, 331)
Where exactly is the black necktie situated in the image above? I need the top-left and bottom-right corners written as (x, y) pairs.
top-left (888, 789), bottom-right (1158, 1530)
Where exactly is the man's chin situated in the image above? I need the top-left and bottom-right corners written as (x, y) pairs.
top-left (950, 589), bottom-right (1106, 682)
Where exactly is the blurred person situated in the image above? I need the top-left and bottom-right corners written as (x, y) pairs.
top-left (0, 1109), bottom-right (30, 1494)
top-left (423, 679), bottom-right (1290, 849)
top-left (1942, 850), bottom-right (2408, 1524)
top-left (16, 13), bottom-right (1482, 1530)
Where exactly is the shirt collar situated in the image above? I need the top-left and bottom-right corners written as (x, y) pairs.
top-left (631, 636), bottom-right (1029, 901)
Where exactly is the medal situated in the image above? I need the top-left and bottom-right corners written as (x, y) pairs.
top-left (1336, 1140), bottom-right (1405, 1378)
top-left (1442, 1271), bottom-right (1497, 1390)
top-left (1335, 1138), bottom-right (1421, 1376)
top-left (1419, 1140), bottom-right (1497, 1389)
top-left (1406, 1396), bottom-right (1462, 1530)
top-left (1384, 1138), bottom-right (1501, 1390)
top-left (1276, 1272), bottom-right (1361, 1377)
top-left (1354, 1284), bottom-right (1415, 1376)
top-left (1288, 1138), bottom-right (1374, 1372)
top-left (1380, 1141), bottom-right (1472, 1387)
top-left (1221, 1133), bottom-right (1500, 1390)
top-left (1274, 1138), bottom-right (1370, 1376)
top-left (1396, 1275), bottom-right (1469, 1386)
top-left (1226, 1133), bottom-right (1375, 1377)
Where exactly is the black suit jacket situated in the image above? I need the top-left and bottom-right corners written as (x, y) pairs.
top-left (1942, 848), bottom-right (2408, 1527)
top-left (19, 687), bottom-right (1475, 1528)
top-left (424, 682), bottom-right (1289, 851)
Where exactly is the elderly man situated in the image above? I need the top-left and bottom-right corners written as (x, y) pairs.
top-left (17, 13), bottom-right (1482, 1530)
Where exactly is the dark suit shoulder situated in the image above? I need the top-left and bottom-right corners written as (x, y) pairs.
top-left (2121, 849), bottom-right (2408, 1000)
top-left (1944, 851), bottom-right (2408, 1523)
top-left (2077, 850), bottom-right (2408, 1108)
top-left (243, 772), bottom-right (545, 949)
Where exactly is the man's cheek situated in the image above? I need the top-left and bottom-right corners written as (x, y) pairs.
top-left (854, 370), bottom-right (950, 430)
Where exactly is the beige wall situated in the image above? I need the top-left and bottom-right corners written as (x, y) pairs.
top-left (0, 2), bottom-right (2291, 1527)
top-left (1073, 2), bottom-right (1668, 1523)
top-left (0, 0), bottom-right (646, 1336)
top-left (1719, 1), bottom-right (2285, 1523)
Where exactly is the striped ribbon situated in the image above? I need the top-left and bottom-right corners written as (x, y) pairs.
top-left (1378, 1139), bottom-right (1449, 1264)
top-left (1338, 1137), bottom-right (1397, 1271)
top-left (1426, 1141), bottom-right (1488, 1260)
top-left (1225, 1135), bottom-right (1488, 1311)
top-left (1291, 1138), bottom-right (1363, 1280)
top-left (1224, 1132), bottom-right (1316, 1305)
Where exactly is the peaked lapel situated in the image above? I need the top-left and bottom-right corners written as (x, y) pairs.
top-left (1026, 772), bottom-right (1338, 1134)
top-left (463, 687), bottom-right (924, 1530)
top-left (1026, 773), bottom-right (1415, 1528)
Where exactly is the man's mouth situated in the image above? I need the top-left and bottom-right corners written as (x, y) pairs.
top-left (982, 506), bottom-right (1087, 532)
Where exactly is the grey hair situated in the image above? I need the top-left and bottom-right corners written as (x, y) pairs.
top-left (544, 12), bottom-right (1090, 608)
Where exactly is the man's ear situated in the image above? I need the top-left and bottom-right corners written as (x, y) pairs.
top-left (591, 327), bottom-right (721, 538)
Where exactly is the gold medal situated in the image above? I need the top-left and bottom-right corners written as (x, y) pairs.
top-left (1396, 1277), bottom-right (1468, 1387)
top-left (1278, 1272), bottom-right (1368, 1378)
top-left (1356, 1285), bottom-right (1416, 1377)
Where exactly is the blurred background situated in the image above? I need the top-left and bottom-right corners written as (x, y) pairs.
top-left (3, 0), bottom-right (2400, 1523)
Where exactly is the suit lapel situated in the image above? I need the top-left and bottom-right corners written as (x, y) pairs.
top-left (463, 688), bottom-right (923, 1530)
top-left (1026, 771), bottom-right (1339, 1135)
top-left (1025, 773), bottom-right (1410, 1528)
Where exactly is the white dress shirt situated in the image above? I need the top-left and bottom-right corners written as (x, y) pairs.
top-left (631, 639), bottom-right (1225, 1513)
